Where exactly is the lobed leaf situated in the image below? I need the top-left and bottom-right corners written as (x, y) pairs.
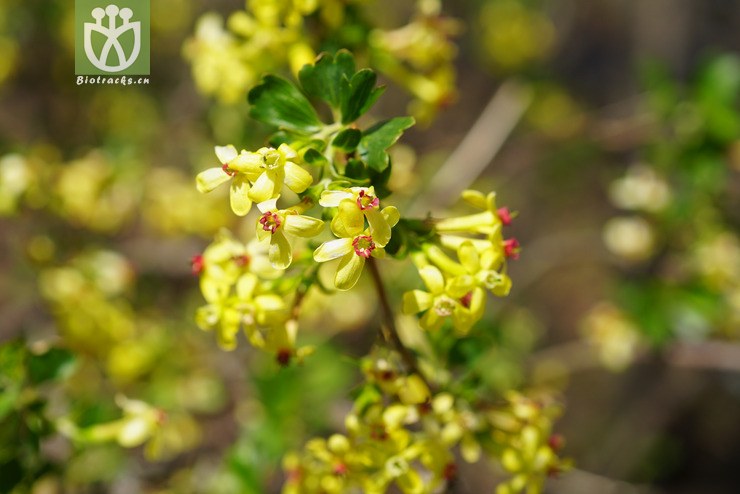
top-left (358, 116), bottom-right (415, 172)
top-left (248, 75), bottom-right (323, 135)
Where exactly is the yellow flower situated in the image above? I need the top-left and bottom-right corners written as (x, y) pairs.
top-left (426, 241), bottom-right (512, 298)
top-left (196, 272), bottom-right (287, 350)
top-left (196, 144), bottom-right (254, 216)
top-left (320, 186), bottom-right (392, 245)
top-left (313, 206), bottom-right (399, 290)
top-left (232, 144), bottom-right (314, 204)
top-left (256, 198), bottom-right (325, 270)
top-left (402, 264), bottom-right (484, 334)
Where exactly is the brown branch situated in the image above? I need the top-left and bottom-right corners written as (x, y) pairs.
top-left (367, 257), bottom-right (429, 385)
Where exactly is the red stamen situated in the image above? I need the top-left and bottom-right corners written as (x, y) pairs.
top-left (548, 434), bottom-right (564, 451)
top-left (233, 254), bottom-right (250, 267)
top-left (221, 163), bottom-right (236, 176)
top-left (259, 212), bottom-right (282, 234)
top-left (356, 189), bottom-right (379, 210)
top-left (276, 348), bottom-right (292, 366)
top-left (503, 238), bottom-right (520, 260)
top-left (443, 462), bottom-right (457, 481)
top-left (459, 291), bottom-right (473, 308)
top-left (497, 207), bottom-right (513, 226)
top-left (191, 255), bottom-right (204, 276)
top-left (332, 463), bottom-right (348, 476)
top-left (352, 235), bottom-right (376, 258)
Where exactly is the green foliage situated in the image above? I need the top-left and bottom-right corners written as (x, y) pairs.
top-left (248, 75), bottom-right (324, 134)
top-left (359, 116), bottom-right (416, 172)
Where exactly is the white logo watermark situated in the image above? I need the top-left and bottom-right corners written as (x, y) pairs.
top-left (84, 4), bottom-right (141, 73)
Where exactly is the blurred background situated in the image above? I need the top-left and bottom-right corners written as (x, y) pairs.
top-left (1, 0), bottom-right (739, 492)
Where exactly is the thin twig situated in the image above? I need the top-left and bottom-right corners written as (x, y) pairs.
top-left (367, 257), bottom-right (428, 385)
top-left (408, 80), bottom-right (533, 215)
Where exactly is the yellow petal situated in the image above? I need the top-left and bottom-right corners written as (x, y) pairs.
top-left (319, 189), bottom-right (353, 207)
top-left (457, 241), bottom-right (479, 273)
top-left (230, 175), bottom-right (252, 216)
top-left (418, 265), bottom-right (445, 294)
top-left (402, 290), bottom-right (433, 314)
top-left (268, 230), bottom-right (292, 269)
top-left (284, 214), bottom-right (324, 237)
top-left (214, 145), bottom-right (238, 164)
top-left (117, 417), bottom-right (153, 447)
top-left (335, 252), bottom-right (364, 290)
top-left (248, 171), bottom-right (277, 203)
top-left (331, 200), bottom-right (365, 237)
top-left (196, 167), bottom-right (230, 193)
top-left (229, 150), bottom-right (263, 175)
top-left (284, 161), bottom-right (313, 193)
top-left (313, 238), bottom-right (353, 262)
top-left (381, 206), bottom-right (400, 227)
top-left (365, 208), bottom-right (391, 247)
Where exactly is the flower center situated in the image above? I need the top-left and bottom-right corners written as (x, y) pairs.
top-left (262, 150), bottom-right (281, 170)
top-left (459, 291), bottom-right (473, 308)
top-left (221, 163), bottom-right (236, 176)
top-left (233, 254), bottom-right (250, 267)
top-left (356, 189), bottom-right (379, 210)
top-left (434, 296), bottom-right (456, 317)
top-left (482, 271), bottom-right (502, 290)
top-left (352, 235), bottom-right (376, 258)
top-left (259, 212), bottom-right (282, 234)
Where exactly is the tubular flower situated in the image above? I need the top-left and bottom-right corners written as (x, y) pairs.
top-left (256, 198), bottom-right (325, 270)
top-left (435, 189), bottom-right (503, 235)
top-left (231, 143), bottom-right (314, 203)
top-left (402, 264), bottom-right (484, 334)
top-left (196, 145), bottom-right (254, 216)
top-left (425, 241), bottom-right (512, 298)
top-left (196, 272), bottom-right (287, 350)
top-left (313, 206), bottom-right (400, 290)
top-left (320, 186), bottom-right (392, 245)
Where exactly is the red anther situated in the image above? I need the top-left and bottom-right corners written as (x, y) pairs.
top-left (155, 409), bottom-right (168, 425)
top-left (497, 207), bottom-right (513, 226)
top-left (503, 238), bottom-right (520, 260)
top-left (191, 255), bottom-right (204, 275)
top-left (332, 463), bottom-right (348, 476)
top-left (233, 254), bottom-right (250, 267)
top-left (369, 424), bottom-right (388, 441)
top-left (352, 235), bottom-right (376, 258)
top-left (356, 189), bottom-right (379, 210)
top-left (259, 211), bottom-right (282, 233)
top-left (379, 370), bottom-right (395, 381)
top-left (221, 163), bottom-right (236, 176)
top-left (276, 349), bottom-right (292, 366)
top-left (459, 291), bottom-right (473, 308)
top-left (548, 434), bottom-right (564, 451)
top-left (443, 462), bottom-right (457, 481)
top-left (417, 400), bottom-right (433, 415)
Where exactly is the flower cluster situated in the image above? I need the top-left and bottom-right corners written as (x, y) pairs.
top-left (403, 190), bottom-right (518, 335)
top-left (284, 354), bottom-right (570, 494)
top-left (190, 52), bottom-right (569, 494)
top-left (184, 0), bottom-right (459, 120)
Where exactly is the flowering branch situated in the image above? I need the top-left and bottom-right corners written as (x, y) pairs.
top-left (367, 257), bottom-right (429, 386)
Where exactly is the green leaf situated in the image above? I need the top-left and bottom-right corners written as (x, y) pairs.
top-left (298, 50), bottom-right (356, 109)
top-left (302, 148), bottom-right (328, 167)
top-left (28, 348), bottom-right (76, 384)
top-left (358, 116), bottom-right (415, 172)
top-left (341, 69), bottom-right (385, 124)
top-left (332, 128), bottom-right (362, 151)
top-left (248, 75), bottom-right (323, 134)
top-left (344, 158), bottom-right (367, 180)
